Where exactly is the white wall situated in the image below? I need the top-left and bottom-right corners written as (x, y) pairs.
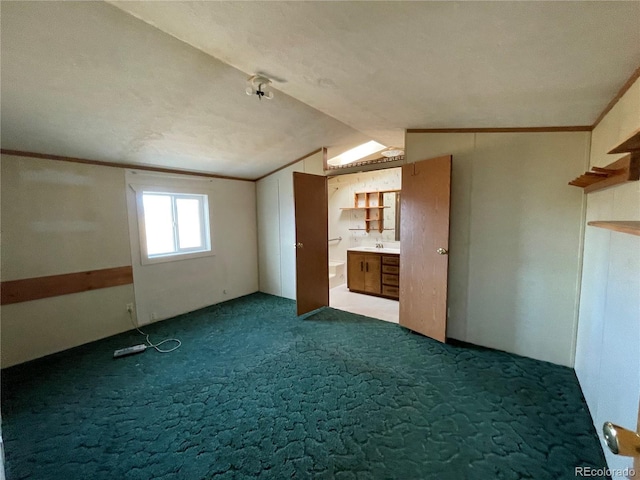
top-left (574, 78), bottom-right (640, 471)
top-left (1, 155), bottom-right (135, 367)
top-left (405, 132), bottom-right (590, 366)
top-left (125, 170), bottom-right (258, 325)
top-left (0, 155), bottom-right (259, 367)
top-left (327, 168), bottom-right (401, 266)
top-left (256, 151), bottom-right (324, 299)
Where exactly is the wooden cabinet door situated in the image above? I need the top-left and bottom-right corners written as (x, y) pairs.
top-left (293, 172), bottom-right (329, 316)
top-left (399, 155), bottom-right (452, 342)
top-left (364, 255), bottom-right (381, 293)
top-left (347, 252), bottom-right (366, 291)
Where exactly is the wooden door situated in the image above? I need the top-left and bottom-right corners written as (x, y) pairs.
top-left (399, 155), bottom-right (452, 342)
top-left (635, 401), bottom-right (640, 479)
top-left (293, 172), bottom-right (329, 315)
top-left (364, 255), bottom-right (381, 293)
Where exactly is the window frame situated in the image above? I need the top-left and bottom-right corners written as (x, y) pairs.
top-left (133, 185), bottom-right (213, 265)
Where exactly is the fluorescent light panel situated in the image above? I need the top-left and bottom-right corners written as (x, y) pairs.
top-left (327, 141), bottom-right (386, 166)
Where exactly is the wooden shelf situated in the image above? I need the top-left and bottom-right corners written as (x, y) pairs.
top-left (609, 128), bottom-right (640, 154)
top-left (587, 221), bottom-right (640, 236)
top-left (570, 129), bottom-right (640, 193)
top-left (569, 154), bottom-right (639, 193)
top-left (348, 228), bottom-right (395, 231)
top-left (340, 206), bottom-right (388, 210)
top-left (343, 191), bottom-right (387, 233)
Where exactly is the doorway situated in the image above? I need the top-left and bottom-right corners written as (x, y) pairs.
top-left (325, 167), bottom-right (402, 323)
top-left (293, 156), bottom-right (452, 343)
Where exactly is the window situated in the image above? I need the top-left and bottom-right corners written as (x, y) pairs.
top-left (137, 191), bottom-right (211, 264)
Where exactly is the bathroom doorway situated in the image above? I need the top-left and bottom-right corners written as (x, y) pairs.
top-left (326, 167), bottom-right (402, 323)
top-left (292, 155), bottom-right (452, 341)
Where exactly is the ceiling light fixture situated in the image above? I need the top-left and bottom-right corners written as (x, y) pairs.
top-left (327, 141), bottom-right (386, 166)
top-left (246, 75), bottom-right (274, 100)
top-left (381, 148), bottom-right (404, 158)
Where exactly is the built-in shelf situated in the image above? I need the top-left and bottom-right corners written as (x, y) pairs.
top-left (569, 129), bottom-right (640, 193)
top-left (348, 228), bottom-right (395, 231)
top-left (587, 221), bottom-right (640, 237)
top-left (340, 206), bottom-right (388, 210)
top-left (342, 191), bottom-right (388, 233)
top-left (569, 154), bottom-right (639, 193)
top-left (570, 131), bottom-right (640, 238)
top-left (608, 127), bottom-right (640, 154)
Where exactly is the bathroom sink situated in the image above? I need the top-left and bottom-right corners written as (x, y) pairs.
top-left (348, 246), bottom-right (400, 254)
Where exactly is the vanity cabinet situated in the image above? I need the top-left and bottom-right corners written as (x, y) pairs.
top-left (347, 251), bottom-right (399, 299)
top-left (381, 255), bottom-right (400, 299)
top-left (347, 252), bottom-right (381, 294)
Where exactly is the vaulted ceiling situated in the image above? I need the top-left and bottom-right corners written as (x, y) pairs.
top-left (2, 1), bottom-right (639, 179)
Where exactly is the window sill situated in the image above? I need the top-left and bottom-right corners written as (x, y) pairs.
top-left (141, 249), bottom-right (215, 266)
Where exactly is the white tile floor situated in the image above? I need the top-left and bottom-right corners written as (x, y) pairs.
top-left (329, 284), bottom-right (399, 323)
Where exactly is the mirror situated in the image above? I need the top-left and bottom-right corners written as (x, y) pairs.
top-left (382, 191), bottom-right (401, 241)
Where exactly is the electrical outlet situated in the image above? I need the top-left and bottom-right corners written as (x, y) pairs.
top-left (150, 312), bottom-right (158, 321)
top-left (126, 303), bottom-right (134, 313)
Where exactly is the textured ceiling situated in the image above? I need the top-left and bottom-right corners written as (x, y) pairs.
top-left (0, 1), bottom-right (369, 179)
top-left (111, 1), bottom-right (640, 137)
top-left (2, 1), bottom-right (639, 179)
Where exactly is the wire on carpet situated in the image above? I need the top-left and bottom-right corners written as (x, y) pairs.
top-left (128, 308), bottom-right (181, 353)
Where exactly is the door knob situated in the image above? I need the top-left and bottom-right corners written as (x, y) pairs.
top-left (603, 422), bottom-right (640, 457)
top-left (436, 248), bottom-right (448, 255)
top-left (297, 242), bottom-right (303, 249)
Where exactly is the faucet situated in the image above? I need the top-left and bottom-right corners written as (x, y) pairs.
top-left (375, 242), bottom-right (384, 249)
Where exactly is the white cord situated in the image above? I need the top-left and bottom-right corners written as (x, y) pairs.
top-left (128, 308), bottom-right (181, 353)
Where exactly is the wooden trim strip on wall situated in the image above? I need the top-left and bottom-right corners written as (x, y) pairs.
top-left (0, 149), bottom-right (254, 183)
top-left (1, 266), bottom-right (133, 305)
top-left (406, 126), bottom-right (592, 134)
top-left (254, 147), bottom-right (325, 181)
top-left (592, 65), bottom-right (640, 130)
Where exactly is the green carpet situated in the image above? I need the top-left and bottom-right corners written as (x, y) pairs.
top-left (2, 293), bottom-right (607, 479)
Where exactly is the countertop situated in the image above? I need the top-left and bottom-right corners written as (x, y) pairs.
top-left (347, 247), bottom-right (400, 255)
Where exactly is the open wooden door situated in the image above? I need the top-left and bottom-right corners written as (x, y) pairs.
top-left (399, 155), bottom-right (452, 342)
top-left (293, 172), bottom-right (329, 315)
top-left (632, 400), bottom-right (640, 480)
top-left (601, 407), bottom-right (640, 479)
